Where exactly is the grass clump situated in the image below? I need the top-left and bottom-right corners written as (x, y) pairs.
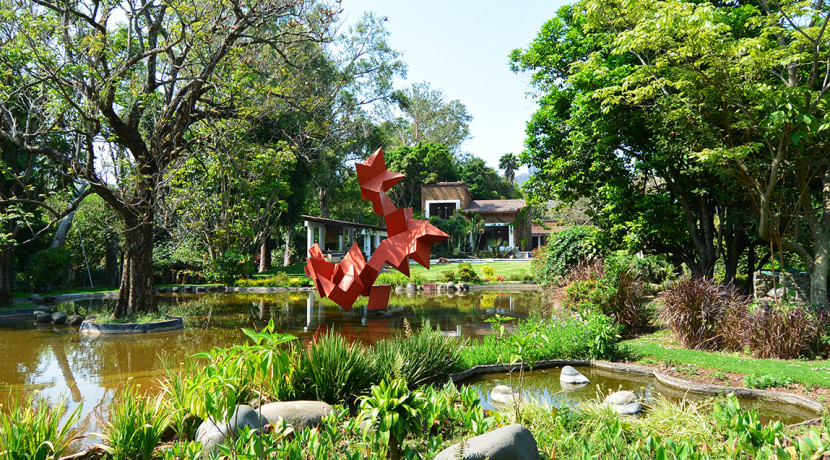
top-left (460, 311), bottom-right (621, 369)
top-left (235, 272), bottom-right (311, 287)
top-left (373, 321), bottom-right (464, 388)
top-left (0, 395), bottom-right (81, 460)
top-left (375, 272), bottom-right (425, 287)
top-left (742, 374), bottom-right (793, 389)
top-left (295, 331), bottom-right (375, 406)
top-left (98, 383), bottom-right (171, 460)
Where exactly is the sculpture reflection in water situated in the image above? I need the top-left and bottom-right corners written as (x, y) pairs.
top-left (304, 148), bottom-right (449, 311)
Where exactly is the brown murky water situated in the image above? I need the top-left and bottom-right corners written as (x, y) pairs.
top-left (0, 290), bottom-right (536, 452)
top-left (465, 366), bottom-right (821, 426)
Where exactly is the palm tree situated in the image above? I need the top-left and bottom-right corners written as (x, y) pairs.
top-left (499, 153), bottom-right (518, 185)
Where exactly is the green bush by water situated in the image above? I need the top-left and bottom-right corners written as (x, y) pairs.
top-left (295, 331), bottom-right (375, 406)
top-left (235, 272), bottom-right (312, 287)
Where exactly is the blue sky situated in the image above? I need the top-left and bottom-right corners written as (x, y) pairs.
top-left (340, 0), bottom-right (567, 171)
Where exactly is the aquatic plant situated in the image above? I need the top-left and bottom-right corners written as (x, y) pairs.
top-left (98, 383), bottom-right (172, 460)
top-left (0, 395), bottom-right (81, 460)
top-left (372, 321), bottom-right (463, 388)
top-left (294, 331), bottom-right (375, 406)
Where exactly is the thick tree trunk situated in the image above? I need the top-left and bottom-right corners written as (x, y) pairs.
top-left (283, 226), bottom-right (294, 266)
top-left (810, 231), bottom-right (828, 307)
top-left (0, 248), bottom-right (12, 309)
top-left (259, 236), bottom-right (272, 273)
top-left (318, 187), bottom-right (330, 218)
top-left (104, 236), bottom-right (121, 286)
top-left (112, 218), bottom-right (156, 318)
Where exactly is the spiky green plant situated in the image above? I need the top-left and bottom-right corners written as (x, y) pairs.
top-left (98, 383), bottom-right (172, 460)
top-left (0, 395), bottom-right (81, 460)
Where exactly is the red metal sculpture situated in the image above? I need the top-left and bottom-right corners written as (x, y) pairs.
top-left (304, 148), bottom-right (449, 310)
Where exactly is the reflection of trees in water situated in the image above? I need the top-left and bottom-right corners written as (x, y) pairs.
top-left (0, 329), bottom-right (50, 387)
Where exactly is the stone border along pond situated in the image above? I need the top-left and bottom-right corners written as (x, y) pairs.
top-left (78, 316), bottom-right (185, 335)
top-left (448, 359), bottom-right (824, 425)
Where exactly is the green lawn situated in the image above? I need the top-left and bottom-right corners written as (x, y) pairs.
top-left (622, 330), bottom-right (830, 389)
top-left (256, 260), bottom-right (534, 283)
top-left (255, 264), bottom-right (309, 278)
top-left (407, 260), bottom-right (533, 282)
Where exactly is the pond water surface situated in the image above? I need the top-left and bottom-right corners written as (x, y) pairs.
top-left (465, 366), bottom-right (820, 426)
top-left (0, 290), bottom-right (537, 451)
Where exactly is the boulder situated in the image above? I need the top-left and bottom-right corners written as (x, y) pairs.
top-left (35, 312), bottom-right (52, 323)
top-left (767, 287), bottom-right (786, 298)
top-left (406, 283), bottom-right (417, 291)
top-left (258, 401), bottom-right (334, 431)
top-left (195, 405), bottom-right (263, 452)
top-left (208, 286), bottom-right (219, 292)
top-left (446, 282), bottom-right (456, 291)
top-left (195, 286), bottom-right (207, 293)
top-left (457, 283), bottom-right (469, 291)
top-left (490, 385), bottom-right (517, 405)
top-left (395, 286), bottom-right (405, 293)
top-left (67, 315), bottom-right (84, 327)
top-left (51, 312), bottom-right (67, 325)
top-left (171, 286), bottom-right (182, 293)
top-left (605, 390), bottom-right (642, 415)
top-left (33, 305), bottom-right (51, 313)
top-left (434, 424), bottom-right (539, 460)
top-left (560, 366), bottom-right (590, 385)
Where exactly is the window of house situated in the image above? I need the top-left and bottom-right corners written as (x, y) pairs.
top-left (429, 202), bottom-right (456, 219)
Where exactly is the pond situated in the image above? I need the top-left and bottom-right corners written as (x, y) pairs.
top-left (0, 290), bottom-right (538, 451)
top-left (464, 366), bottom-right (820, 426)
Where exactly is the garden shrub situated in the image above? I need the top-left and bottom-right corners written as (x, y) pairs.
top-left (561, 259), bottom-right (649, 330)
top-left (441, 270), bottom-right (456, 282)
top-left (481, 264), bottom-right (496, 280)
top-left (531, 225), bottom-right (608, 286)
top-left (375, 271), bottom-right (424, 287)
top-left (657, 276), bottom-right (747, 350)
top-left (454, 262), bottom-right (480, 283)
top-left (741, 302), bottom-right (826, 359)
top-left (235, 273), bottom-right (312, 287)
top-left (205, 249), bottom-right (254, 284)
top-left (21, 247), bottom-right (71, 290)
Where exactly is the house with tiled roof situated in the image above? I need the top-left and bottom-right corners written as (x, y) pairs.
top-left (421, 182), bottom-right (531, 251)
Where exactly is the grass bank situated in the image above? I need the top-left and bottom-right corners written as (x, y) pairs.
top-left (622, 330), bottom-right (830, 389)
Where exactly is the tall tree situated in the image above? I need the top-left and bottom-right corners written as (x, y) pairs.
top-left (499, 153), bottom-right (519, 185)
top-left (385, 142), bottom-right (458, 212)
top-left (1, 0), bottom-right (335, 317)
top-left (457, 155), bottom-right (514, 200)
top-left (511, 2), bottom-right (757, 280)
top-left (581, 0), bottom-right (830, 304)
top-left (379, 82), bottom-right (473, 153)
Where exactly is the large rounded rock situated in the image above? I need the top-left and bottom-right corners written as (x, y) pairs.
top-left (446, 282), bottom-right (456, 291)
top-left (35, 312), bottom-right (52, 323)
top-left (51, 312), bottom-right (67, 325)
top-left (490, 385), bottom-right (517, 405)
top-left (258, 401), bottom-right (334, 431)
top-left (33, 305), bottom-right (51, 314)
top-left (434, 424), bottom-right (539, 460)
top-left (196, 405), bottom-right (263, 452)
top-left (560, 366), bottom-right (590, 385)
top-left (605, 390), bottom-right (642, 415)
top-left (67, 315), bottom-right (84, 327)
top-left (196, 286), bottom-right (207, 293)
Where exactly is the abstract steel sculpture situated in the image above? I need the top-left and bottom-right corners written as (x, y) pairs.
top-left (304, 148), bottom-right (449, 311)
